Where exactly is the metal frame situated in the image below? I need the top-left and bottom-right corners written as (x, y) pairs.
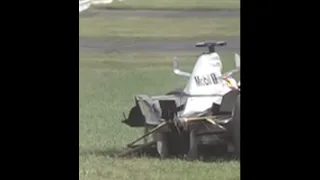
top-left (118, 114), bottom-right (232, 157)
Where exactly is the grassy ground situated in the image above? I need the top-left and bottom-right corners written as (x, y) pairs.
top-left (97, 0), bottom-right (240, 10)
top-left (80, 156), bottom-right (239, 180)
top-left (79, 17), bottom-right (239, 40)
top-left (80, 3), bottom-right (240, 179)
top-left (79, 52), bottom-right (240, 180)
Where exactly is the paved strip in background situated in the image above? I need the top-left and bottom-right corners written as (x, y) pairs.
top-left (80, 9), bottom-right (240, 54)
top-left (79, 38), bottom-right (240, 54)
top-left (80, 9), bottom-right (240, 18)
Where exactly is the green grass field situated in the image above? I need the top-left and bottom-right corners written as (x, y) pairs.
top-left (79, 17), bottom-right (239, 40)
top-left (98, 0), bottom-right (240, 10)
top-left (80, 3), bottom-right (240, 179)
top-left (79, 52), bottom-right (240, 180)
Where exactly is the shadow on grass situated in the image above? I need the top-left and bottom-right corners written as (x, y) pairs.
top-left (197, 145), bottom-right (239, 163)
top-left (80, 148), bottom-right (124, 157)
top-left (80, 145), bottom-right (159, 158)
top-left (80, 145), bottom-right (238, 163)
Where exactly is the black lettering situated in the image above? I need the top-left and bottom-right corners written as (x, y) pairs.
top-left (194, 76), bottom-right (202, 86)
top-left (210, 73), bottom-right (218, 84)
top-left (204, 76), bottom-right (212, 85)
top-left (194, 73), bottom-right (219, 86)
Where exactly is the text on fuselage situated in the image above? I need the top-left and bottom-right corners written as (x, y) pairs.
top-left (194, 73), bottom-right (219, 86)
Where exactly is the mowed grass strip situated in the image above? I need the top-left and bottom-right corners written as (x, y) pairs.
top-left (97, 0), bottom-right (240, 10)
top-left (79, 17), bottom-right (240, 40)
top-left (80, 52), bottom-right (240, 180)
top-left (80, 156), bottom-right (240, 180)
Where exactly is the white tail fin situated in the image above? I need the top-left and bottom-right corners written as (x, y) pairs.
top-left (181, 53), bottom-right (226, 117)
top-left (173, 57), bottom-right (191, 78)
top-left (184, 53), bottom-right (224, 95)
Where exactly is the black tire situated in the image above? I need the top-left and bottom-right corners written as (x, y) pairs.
top-left (144, 126), bottom-right (169, 159)
top-left (232, 94), bottom-right (240, 159)
top-left (186, 130), bottom-right (199, 161)
top-left (165, 88), bottom-right (191, 158)
top-left (155, 132), bottom-right (169, 159)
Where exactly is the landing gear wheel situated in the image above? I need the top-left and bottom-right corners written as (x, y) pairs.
top-left (155, 132), bottom-right (169, 159)
top-left (232, 95), bottom-right (240, 159)
top-left (144, 126), bottom-right (169, 159)
top-left (186, 130), bottom-right (198, 161)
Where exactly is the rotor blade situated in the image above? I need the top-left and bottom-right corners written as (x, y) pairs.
top-left (221, 68), bottom-right (240, 78)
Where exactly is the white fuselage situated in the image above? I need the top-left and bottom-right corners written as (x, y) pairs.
top-left (181, 52), bottom-right (233, 117)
